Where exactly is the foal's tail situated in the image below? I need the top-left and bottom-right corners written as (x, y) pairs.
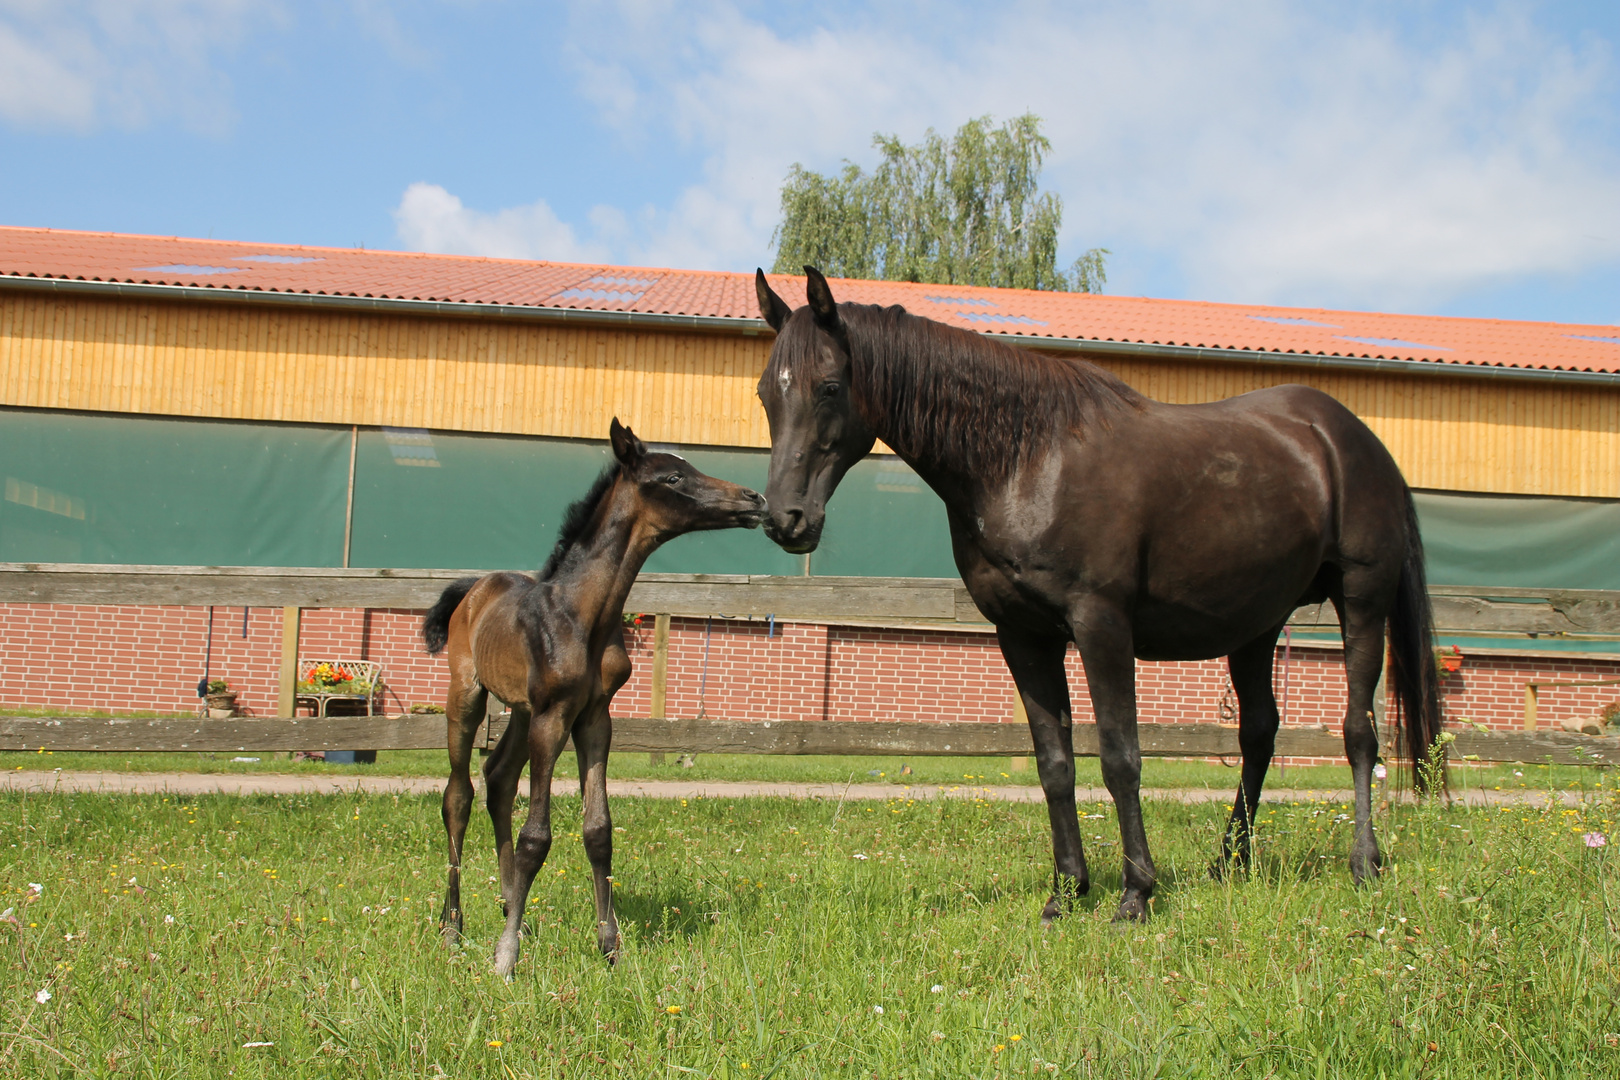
top-left (1387, 488), bottom-right (1444, 792)
top-left (422, 576), bottom-right (480, 655)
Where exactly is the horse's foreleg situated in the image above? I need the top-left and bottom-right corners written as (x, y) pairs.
top-left (573, 701), bottom-right (620, 962)
top-left (1337, 596), bottom-right (1389, 884)
top-left (998, 629), bottom-right (1086, 925)
top-left (1073, 602), bottom-right (1156, 922)
top-left (1217, 626), bottom-right (1285, 875)
top-left (492, 701), bottom-right (573, 980)
top-left (440, 679), bottom-right (488, 942)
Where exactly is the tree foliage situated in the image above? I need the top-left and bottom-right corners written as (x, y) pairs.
top-left (771, 114), bottom-right (1107, 292)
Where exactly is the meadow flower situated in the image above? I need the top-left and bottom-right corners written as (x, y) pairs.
top-left (852, 853), bottom-right (869, 861)
top-left (873, 1005), bottom-right (884, 1015)
top-left (486, 1040), bottom-right (504, 1048)
top-left (1373, 764), bottom-right (1386, 780)
top-left (665, 1005), bottom-right (681, 1014)
top-left (29, 882), bottom-right (43, 895)
top-left (930, 985), bottom-right (943, 993)
top-left (36, 989), bottom-right (51, 1004)
top-left (1585, 832), bottom-right (1608, 848)
top-left (0, 908), bottom-right (16, 926)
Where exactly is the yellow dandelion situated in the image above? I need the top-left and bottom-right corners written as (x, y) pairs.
top-left (666, 1005), bottom-right (682, 1014)
top-left (486, 1039), bottom-right (504, 1048)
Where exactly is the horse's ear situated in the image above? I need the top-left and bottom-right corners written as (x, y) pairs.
top-left (609, 417), bottom-right (645, 466)
top-left (804, 266), bottom-right (840, 331)
top-left (756, 269), bottom-right (791, 332)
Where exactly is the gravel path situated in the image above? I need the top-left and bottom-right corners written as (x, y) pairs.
top-left (0, 769), bottom-right (1591, 806)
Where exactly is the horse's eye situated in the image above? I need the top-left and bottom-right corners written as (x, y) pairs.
top-left (819, 381), bottom-right (840, 399)
top-left (663, 473), bottom-right (683, 485)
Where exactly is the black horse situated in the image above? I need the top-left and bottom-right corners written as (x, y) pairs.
top-left (754, 268), bottom-right (1441, 923)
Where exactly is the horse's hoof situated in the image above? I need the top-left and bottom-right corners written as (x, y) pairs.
top-left (1039, 899), bottom-right (1064, 928)
top-left (492, 934), bottom-right (520, 980)
top-left (1350, 854), bottom-right (1383, 886)
top-left (1111, 891), bottom-right (1150, 923)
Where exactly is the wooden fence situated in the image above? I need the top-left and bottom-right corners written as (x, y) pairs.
top-left (3, 564), bottom-right (1619, 765)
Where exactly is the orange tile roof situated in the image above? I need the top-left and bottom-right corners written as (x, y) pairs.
top-left (3, 225), bottom-right (1617, 374)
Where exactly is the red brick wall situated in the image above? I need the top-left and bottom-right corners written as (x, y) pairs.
top-left (3, 604), bottom-right (1617, 736)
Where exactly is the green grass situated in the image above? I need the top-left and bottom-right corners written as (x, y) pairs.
top-left (2, 745), bottom-right (1610, 796)
top-left (3, 780), bottom-right (1619, 1077)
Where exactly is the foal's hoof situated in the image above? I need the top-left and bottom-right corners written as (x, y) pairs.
top-left (1350, 850), bottom-right (1384, 886)
top-left (1111, 890), bottom-right (1151, 923)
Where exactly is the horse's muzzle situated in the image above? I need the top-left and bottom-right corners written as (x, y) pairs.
top-left (763, 506), bottom-right (820, 553)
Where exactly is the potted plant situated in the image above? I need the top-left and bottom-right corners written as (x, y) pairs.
top-left (1434, 645), bottom-right (1464, 675)
top-left (205, 678), bottom-right (238, 718)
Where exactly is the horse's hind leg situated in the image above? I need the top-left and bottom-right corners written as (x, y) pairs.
top-left (1336, 585), bottom-right (1394, 884)
top-left (1215, 624), bottom-right (1286, 875)
top-left (493, 698), bottom-right (575, 980)
top-left (483, 704), bottom-right (531, 917)
top-left (998, 628), bottom-right (1088, 925)
top-left (440, 675), bottom-right (487, 942)
top-left (573, 700), bottom-right (620, 961)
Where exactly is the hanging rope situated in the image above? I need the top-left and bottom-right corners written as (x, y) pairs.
top-left (695, 616), bottom-right (713, 720)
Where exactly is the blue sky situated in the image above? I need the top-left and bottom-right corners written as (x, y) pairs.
top-left (2, 0), bottom-right (1618, 324)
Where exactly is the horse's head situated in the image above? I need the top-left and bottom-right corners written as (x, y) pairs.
top-left (609, 418), bottom-right (767, 538)
top-left (754, 267), bottom-right (877, 554)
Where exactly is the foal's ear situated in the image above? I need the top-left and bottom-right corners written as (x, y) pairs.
top-left (804, 266), bottom-right (840, 331)
top-left (609, 417), bottom-right (646, 466)
top-left (756, 268), bottom-right (791, 332)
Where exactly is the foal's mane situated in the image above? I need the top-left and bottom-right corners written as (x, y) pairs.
top-left (780, 302), bottom-right (1144, 483)
top-left (538, 464), bottom-right (621, 580)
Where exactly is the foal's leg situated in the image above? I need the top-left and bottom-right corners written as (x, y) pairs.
top-left (440, 677), bottom-right (488, 941)
top-left (483, 705), bottom-right (531, 916)
top-left (1216, 625), bottom-right (1286, 874)
top-left (1072, 599), bottom-right (1157, 922)
top-left (1336, 591), bottom-right (1390, 884)
top-left (572, 699), bottom-right (620, 961)
top-left (998, 628), bottom-right (1088, 925)
top-left (492, 701), bottom-right (575, 980)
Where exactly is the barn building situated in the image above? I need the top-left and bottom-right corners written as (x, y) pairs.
top-left (2, 226), bottom-right (1618, 738)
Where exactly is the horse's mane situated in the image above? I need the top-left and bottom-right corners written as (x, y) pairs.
top-left (538, 464), bottom-right (621, 580)
top-left (777, 303), bottom-right (1144, 484)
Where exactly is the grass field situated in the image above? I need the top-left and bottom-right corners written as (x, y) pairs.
top-left (3, 746), bottom-right (1611, 798)
top-left (3, 772), bottom-right (1619, 1077)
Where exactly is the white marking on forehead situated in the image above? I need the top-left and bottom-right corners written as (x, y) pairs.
top-left (777, 366), bottom-right (792, 392)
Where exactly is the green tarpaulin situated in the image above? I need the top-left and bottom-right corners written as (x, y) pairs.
top-left (4, 408), bottom-right (1615, 595)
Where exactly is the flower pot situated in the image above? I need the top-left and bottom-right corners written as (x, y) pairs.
top-left (206, 691), bottom-right (237, 718)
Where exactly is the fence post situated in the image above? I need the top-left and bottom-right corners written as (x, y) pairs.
top-left (1010, 690), bottom-right (1029, 771)
top-left (649, 613), bottom-right (670, 765)
top-left (277, 607), bottom-right (301, 718)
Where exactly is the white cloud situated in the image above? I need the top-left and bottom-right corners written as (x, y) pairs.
top-left (391, 182), bottom-right (611, 264)
top-left (392, 1), bottom-right (1620, 310)
top-left (0, 0), bottom-right (263, 134)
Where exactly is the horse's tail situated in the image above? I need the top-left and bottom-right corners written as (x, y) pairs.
top-left (422, 576), bottom-right (480, 655)
top-left (1387, 488), bottom-right (1444, 791)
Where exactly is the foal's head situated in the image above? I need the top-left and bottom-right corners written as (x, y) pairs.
top-left (608, 418), bottom-right (768, 541)
top-left (753, 267), bottom-right (878, 553)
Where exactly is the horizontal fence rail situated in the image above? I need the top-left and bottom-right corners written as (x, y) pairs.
top-left (2, 714), bottom-right (1616, 765)
top-left (4, 563), bottom-right (1620, 638)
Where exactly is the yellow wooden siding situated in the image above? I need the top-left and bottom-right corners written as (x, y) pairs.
top-left (3, 292), bottom-right (1617, 498)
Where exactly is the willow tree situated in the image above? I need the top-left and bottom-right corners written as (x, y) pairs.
top-left (771, 114), bottom-right (1108, 292)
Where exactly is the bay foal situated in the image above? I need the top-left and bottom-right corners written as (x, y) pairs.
top-left (422, 419), bottom-right (765, 976)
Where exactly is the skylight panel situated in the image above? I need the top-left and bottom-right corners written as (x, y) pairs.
top-left (1248, 315), bottom-right (1340, 328)
top-left (955, 311), bottom-right (1048, 327)
top-left (1335, 335), bottom-right (1450, 352)
top-left (1567, 334), bottom-right (1620, 345)
top-left (587, 275), bottom-right (659, 288)
top-left (926, 296), bottom-right (997, 307)
top-left (552, 287), bottom-right (645, 303)
top-left (233, 255), bottom-right (324, 264)
top-left (134, 264), bottom-right (246, 276)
